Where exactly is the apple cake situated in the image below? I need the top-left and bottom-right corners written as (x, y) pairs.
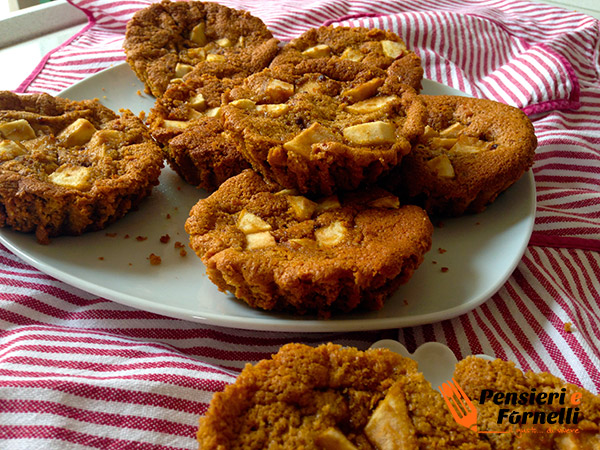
top-left (198, 343), bottom-right (490, 449)
top-left (185, 169), bottom-right (432, 316)
top-left (270, 25), bottom-right (423, 92)
top-left (221, 59), bottom-right (426, 195)
top-left (147, 66), bottom-right (250, 191)
top-left (123, 0), bottom-right (279, 97)
top-left (0, 91), bottom-right (163, 244)
top-left (388, 95), bottom-right (537, 216)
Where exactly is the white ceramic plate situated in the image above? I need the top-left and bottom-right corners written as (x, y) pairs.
top-left (370, 340), bottom-right (494, 388)
top-left (0, 63), bottom-right (536, 332)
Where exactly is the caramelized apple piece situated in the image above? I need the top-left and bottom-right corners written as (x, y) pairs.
top-left (215, 37), bottom-right (233, 47)
top-left (315, 427), bottom-right (359, 450)
top-left (265, 79), bottom-right (295, 102)
top-left (0, 119), bottom-right (36, 141)
top-left (315, 221), bottom-right (346, 247)
top-left (206, 54), bottom-right (226, 63)
top-left (345, 96), bottom-right (397, 114)
top-left (381, 40), bottom-right (407, 59)
top-left (368, 194), bottom-right (400, 209)
top-left (427, 154), bottom-right (455, 178)
top-left (341, 78), bottom-right (384, 103)
top-left (230, 99), bottom-right (256, 110)
top-left (189, 22), bottom-right (207, 46)
top-left (343, 121), bottom-right (396, 145)
top-left (450, 135), bottom-right (494, 153)
top-left (48, 165), bottom-right (93, 190)
top-left (364, 382), bottom-right (418, 450)
top-left (439, 122), bottom-right (465, 138)
top-left (0, 139), bottom-right (27, 161)
top-left (246, 231), bottom-right (276, 250)
top-left (188, 93), bottom-right (207, 111)
top-left (287, 195), bottom-right (317, 220)
top-left (340, 47), bottom-right (364, 62)
top-left (256, 104), bottom-right (290, 117)
top-left (283, 123), bottom-right (338, 157)
top-left (302, 44), bottom-right (331, 58)
top-left (175, 63), bottom-right (194, 78)
top-left (58, 118), bottom-right (97, 147)
top-left (315, 195), bottom-right (341, 213)
top-left (237, 210), bottom-right (272, 234)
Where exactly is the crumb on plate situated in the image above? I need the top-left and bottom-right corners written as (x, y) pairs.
top-left (148, 253), bottom-right (161, 265)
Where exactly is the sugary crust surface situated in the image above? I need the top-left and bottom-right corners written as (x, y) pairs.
top-left (222, 59), bottom-right (426, 195)
top-left (185, 169), bottom-right (432, 315)
top-left (389, 95), bottom-right (537, 216)
top-left (271, 25), bottom-right (423, 91)
top-left (0, 91), bottom-right (164, 244)
top-left (454, 356), bottom-right (600, 449)
top-left (147, 69), bottom-right (249, 191)
top-left (123, 0), bottom-right (279, 97)
top-left (198, 343), bottom-right (489, 450)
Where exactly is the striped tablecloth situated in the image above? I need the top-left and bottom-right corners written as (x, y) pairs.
top-left (2, 0), bottom-right (599, 448)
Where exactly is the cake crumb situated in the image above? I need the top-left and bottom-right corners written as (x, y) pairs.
top-left (166, 213), bottom-right (171, 219)
top-left (98, 256), bottom-right (104, 261)
top-left (174, 241), bottom-right (187, 256)
top-left (124, 234), bottom-right (130, 239)
top-left (438, 247), bottom-right (447, 254)
top-left (564, 322), bottom-right (573, 333)
top-left (148, 253), bottom-right (161, 265)
top-left (441, 267), bottom-right (449, 273)
top-left (105, 232), bottom-right (117, 238)
top-left (160, 234), bottom-right (171, 244)
top-left (136, 235), bottom-right (148, 241)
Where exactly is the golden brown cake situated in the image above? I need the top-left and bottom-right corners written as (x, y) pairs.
top-left (388, 95), bottom-right (537, 216)
top-left (0, 91), bottom-right (163, 244)
top-left (221, 59), bottom-right (426, 195)
top-left (270, 25), bottom-right (423, 92)
top-left (123, 0), bottom-right (279, 97)
top-left (454, 356), bottom-right (600, 449)
top-left (185, 169), bottom-right (433, 316)
top-left (147, 67), bottom-right (250, 191)
top-left (198, 343), bottom-right (490, 449)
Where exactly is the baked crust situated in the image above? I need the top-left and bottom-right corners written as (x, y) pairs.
top-left (0, 91), bottom-right (163, 244)
top-left (185, 169), bottom-right (432, 316)
top-left (123, 0), bottom-right (279, 97)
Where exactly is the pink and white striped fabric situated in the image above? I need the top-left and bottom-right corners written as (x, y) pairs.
top-left (2, 0), bottom-right (599, 448)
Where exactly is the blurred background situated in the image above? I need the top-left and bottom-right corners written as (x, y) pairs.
top-left (0, 0), bottom-right (598, 91)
